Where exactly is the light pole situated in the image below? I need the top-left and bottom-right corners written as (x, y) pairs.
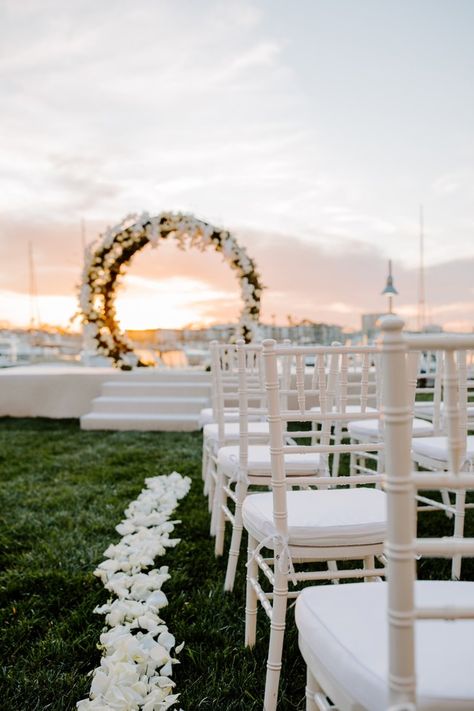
top-left (381, 259), bottom-right (398, 314)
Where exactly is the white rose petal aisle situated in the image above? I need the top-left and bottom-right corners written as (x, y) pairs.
top-left (79, 212), bottom-right (263, 368)
top-left (77, 472), bottom-right (191, 711)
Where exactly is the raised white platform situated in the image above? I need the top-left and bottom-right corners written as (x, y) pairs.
top-left (81, 369), bottom-right (211, 431)
top-left (80, 412), bottom-right (202, 431)
top-left (0, 364), bottom-right (211, 429)
top-left (101, 381), bottom-right (210, 398)
top-left (90, 395), bottom-right (207, 415)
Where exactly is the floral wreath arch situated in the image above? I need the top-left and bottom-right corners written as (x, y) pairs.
top-left (79, 212), bottom-right (263, 368)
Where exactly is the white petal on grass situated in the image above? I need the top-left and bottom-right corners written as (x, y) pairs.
top-left (77, 473), bottom-right (191, 711)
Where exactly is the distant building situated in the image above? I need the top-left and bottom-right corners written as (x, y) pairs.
top-left (361, 313), bottom-right (385, 342)
top-left (126, 321), bottom-right (345, 348)
top-left (258, 322), bottom-right (344, 345)
top-left (126, 329), bottom-right (183, 348)
top-left (410, 323), bottom-right (444, 335)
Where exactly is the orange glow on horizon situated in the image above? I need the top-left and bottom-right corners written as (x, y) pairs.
top-left (0, 275), bottom-right (242, 331)
top-left (115, 275), bottom-right (240, 330)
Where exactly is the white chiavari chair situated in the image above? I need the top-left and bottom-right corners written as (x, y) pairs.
top-left (413, 350), bottom-right (443, 423)
top-left (295, 316), bottom-right (474, 711)
top-left (413, 353), bottom-right (474, 428)
top-left (347, 350), bottom-right (435, 477)
top-left (202, 341), bottom-right (269, 531)
top-left (202, 341), bottom-right (238, 500)
top-left (310, 345), bottom-right (378, 477)
top-left (199, 342), bottom-right (240, 430)
top-left (213, 340), bottom-right (324, 592)
top-left (409, 337), bottom-right (474, 580)
top-left (243, 340), bottom-right (391, 711)
top-left (407, 351), bottom-right (454, 524)
top-left (199, 340), bottom-right (271, 431)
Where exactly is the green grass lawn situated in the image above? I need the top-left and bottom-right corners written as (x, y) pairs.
top-left (1, 418), bottom-right (473, 711)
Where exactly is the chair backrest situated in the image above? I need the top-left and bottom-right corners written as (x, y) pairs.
top-left (235, 339), bottom-right (298, 482)
top-left (380, 315), bottom-right (474, 709)
top-left (209, 341), bottom-right (239, 445)
top-left (209, 339), bottom-right (268, 448)
top-left (261, 340), bottom-right (390, 541)
top-left (236, 340), bottom-right (265, 479)
top-left (413, 350), bottom-right (443, 430)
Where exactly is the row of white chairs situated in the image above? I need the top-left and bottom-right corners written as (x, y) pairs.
top-left (200, 317), bottom-right (474, 710)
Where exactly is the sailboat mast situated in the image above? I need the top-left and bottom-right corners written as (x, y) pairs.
top-left (28, 241), bottom-right (40, 331)
top-left (417, 205), bottom-right (426, 331)
top-left (80, 218), bottom-right (86, 255)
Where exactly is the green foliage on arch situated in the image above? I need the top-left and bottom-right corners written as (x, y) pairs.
top-left (79, 212), bottom-right (263, 368)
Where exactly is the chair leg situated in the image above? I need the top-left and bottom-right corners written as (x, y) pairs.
top-left (202, 442), bottom-right (211, 499)
top-left (207, 456), bottom-right (217, 514)
top-left (245, 534), bottom-right (258, 648)
top-left (263, 558), bottom-right (288, 711)
top-left (364, 554), bottom-right (375, 582)
top-left (376, 448), bottom-right (384, 475)
top-left (224, 479), bottom-right (247, 592)
top-left (213, 469), bottom-right (227, 555)
top-left (209, 463), bottom-right (219, 533)
top-left (441, 489), bottom-right (453, 519)
top-left (327, 559), bottom-right (339, 584)
top-left (349, 439), bottom-right (356, 476)
top-left (452, 489), bottom-right (466, 580)
top-left (305, 667), bottom-right (321, 711)
top-left (331, 422), bottom-right (342, 477)
top-left (202, 440), bottom-right (208, 483)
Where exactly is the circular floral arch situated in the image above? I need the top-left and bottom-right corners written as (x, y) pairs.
top-left (79, 212), bottom-right (263, 368)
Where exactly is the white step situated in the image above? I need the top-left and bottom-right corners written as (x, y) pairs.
top-left (117, 369), bottom-right (210, 383)
top-left (91, 395), bottom-right (207, 415)
top-left (101, 381), bottom-right (211, 398)
top-left (80, 412), bottom-right (200, 432)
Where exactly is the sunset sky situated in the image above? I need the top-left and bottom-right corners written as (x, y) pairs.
top-left (1, 0), bottom-right (474, 332)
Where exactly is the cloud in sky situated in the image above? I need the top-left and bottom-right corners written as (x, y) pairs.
top-left (0, 0), bottom-right (474, 329)
top-left (1, 215), bottom-right (473, 331)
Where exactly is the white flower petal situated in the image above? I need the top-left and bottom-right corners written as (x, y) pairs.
top-left (77, 473), bottom-right (189, 711)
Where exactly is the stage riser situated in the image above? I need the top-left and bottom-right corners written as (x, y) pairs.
top-left (80, 370), bottom-right (212, 430)
top-left (112, 370), bottom-right (210, 383)
top-left (80, 413), bottom-right (200, 431)
top-left (91, 396), bottom-right (208, 415)
top-left (101, 382), bottom-right (211, 399)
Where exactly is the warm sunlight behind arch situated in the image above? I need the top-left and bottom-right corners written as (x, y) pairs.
top-left (115, 275), bottom-right (241, 330)
top-left (109, 236), bottom-right (243, 330)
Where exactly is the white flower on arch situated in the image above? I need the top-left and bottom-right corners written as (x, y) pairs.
top-left (79, 212), bottom-right (263, 368)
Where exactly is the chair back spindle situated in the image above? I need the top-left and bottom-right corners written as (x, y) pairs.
top-left (382, 317), bottom-right (474, 708)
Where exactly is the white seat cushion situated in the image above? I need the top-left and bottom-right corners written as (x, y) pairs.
top-left (217, 445), bottom-right (321, 480)
top-left (203, 421), bottom-right (269, 444)
top-left (414, 403), bottom-right (474, 418)
top-left (296, 581), bottom-right (474, 710)
top-left (349, 417), bottom-right (434, 439)
top-left (199, 408), bottom-right (264, 428)
top-left (242, 488), bottom-right (386, 547)
top-left (412, 435), bottom-right (474, 465)
top-left (414, 402), bottom-right (436, 418)
top-left (199, 407), bottom-right (237, 427)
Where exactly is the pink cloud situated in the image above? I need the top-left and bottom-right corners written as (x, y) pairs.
top-left (0, 217), bottom-right (473, 331)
